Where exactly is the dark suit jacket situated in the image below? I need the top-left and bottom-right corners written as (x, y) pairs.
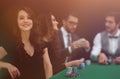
top-left (56, 29), bottom-right (86, 61)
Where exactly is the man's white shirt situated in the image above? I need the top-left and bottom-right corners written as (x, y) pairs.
top-left (91, 29), bottom-right (120, 60)
top-left (61, 27), bottom-right (72, 53)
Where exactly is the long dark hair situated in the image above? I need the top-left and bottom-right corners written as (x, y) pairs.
top-left (13, 7), bottom-right (45, 49)
top-left (39, 12), bottom-right (62, 60)
top-left (39, 12), bottom-right (57, 42)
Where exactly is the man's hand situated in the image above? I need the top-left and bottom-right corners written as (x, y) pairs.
top-left (98, 53), bottom-right (108, 64)
top-left (79, 40), bottom-right (90, 48)
top-left (113, 56), bottom-right (120, 64)
top-left (71, 38), bottom-right (90, 50)
top-left (6, 64), bottom-right (20, 79)
top-left (71, 41), bottom-right (80, 50)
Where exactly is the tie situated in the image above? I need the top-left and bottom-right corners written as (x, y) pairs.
top-left (67, 34), bottom-right (71, 47)
top-left (67, 33), bottom-right (72, 61)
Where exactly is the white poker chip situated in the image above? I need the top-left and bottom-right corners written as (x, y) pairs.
top-left (85, 60), bottom-right (91, 66)
top-left (66, 67), bottom-right (73, 74)
top-left (80, 62), bottom-right (85, 69)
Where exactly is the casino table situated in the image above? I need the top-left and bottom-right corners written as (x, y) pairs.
top-left (50, 63), bottom-right (120, 79)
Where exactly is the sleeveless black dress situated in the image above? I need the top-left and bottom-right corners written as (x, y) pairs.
top-left (14, 43), bottom-right (46, 79)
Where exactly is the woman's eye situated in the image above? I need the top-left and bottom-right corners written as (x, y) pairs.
top-left (19, 16), bottom-right (24, 20)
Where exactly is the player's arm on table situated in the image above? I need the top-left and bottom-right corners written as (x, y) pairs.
top-left (0, 46), bottom-right (20, 79)
top-left (91, 33), bottom-right (103, 62)
top-left (65, 58), bottom-right (84, 68)
top-left (113, 56), bottom-right (120, 64)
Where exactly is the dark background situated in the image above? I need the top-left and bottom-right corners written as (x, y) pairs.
top-left (0, 0), bottom-right (120, 50)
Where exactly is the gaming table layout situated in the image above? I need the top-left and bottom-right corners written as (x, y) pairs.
top-left (50, 63), bottom-right (120, 79)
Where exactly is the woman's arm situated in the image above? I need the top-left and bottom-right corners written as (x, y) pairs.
top-left (43, 48), bottom-right (53, 79)
top-left (0, 46), bottom-right (20, 79)
top-left (0, 47), bottom-right (7, 59)
top-left (65, 58), bottom-right (84, 68)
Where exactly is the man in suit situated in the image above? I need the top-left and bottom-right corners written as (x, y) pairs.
top-left (91, 12), bottom-right (120, 64)
top-left (56, 12), bottom-right (90, 64)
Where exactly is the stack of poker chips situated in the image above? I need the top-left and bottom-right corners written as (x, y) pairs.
top-left (65, 58), bottom-right (85, 78)
top-left (66, 67), bottom-right (72, 77)
top-left (66, 67), bottom-right (80, 78)
top-left (65, 56), bottom-right (78, 78)
top-left (78, 59), bottom-right (91, 69)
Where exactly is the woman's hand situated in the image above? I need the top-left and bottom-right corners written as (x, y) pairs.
top-left (6, 63), bottom-right (20, 79)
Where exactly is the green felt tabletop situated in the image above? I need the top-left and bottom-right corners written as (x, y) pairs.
top-left (50, 63), bottom-right (120, 79)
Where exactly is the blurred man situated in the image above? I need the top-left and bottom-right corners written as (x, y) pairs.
top-left (91, 12), bottom-right (120, 64)
top-left (57, 12), bottom-right (90, 62)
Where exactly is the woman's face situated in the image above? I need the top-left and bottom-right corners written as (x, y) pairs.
top-left (17, 10), bottom-right (33, 32)
top-left (51, 15), bottom-right (59, 30)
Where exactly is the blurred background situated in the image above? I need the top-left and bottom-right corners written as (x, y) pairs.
top-left (0, 0), bottom-right (120, 49)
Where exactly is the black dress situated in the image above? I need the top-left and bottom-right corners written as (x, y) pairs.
top-left (15, 43), bottom-right (46, 79)
top-left (47, 42), bottom-right (66, 75)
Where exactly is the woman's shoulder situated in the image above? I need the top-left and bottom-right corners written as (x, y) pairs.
top-left (39, 42), bottom-right (49, 50)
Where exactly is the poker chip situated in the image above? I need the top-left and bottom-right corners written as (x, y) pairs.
top-left (81, 63), bottom-right (85, 69)
top-left (78, 62), bottom-right (85, 69)
top-left (66, 67), bottom-right (72, 75)
top-left (85, 60), bottom-right (91, 66)
top-left (78, 59), bottom-right (92, 69)
top-left (66, 60), bottom-right (92, 78)
top-left (66, 67), bottom-right (80, 78)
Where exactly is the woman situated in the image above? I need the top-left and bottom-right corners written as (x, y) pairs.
top-left (0, 7), bottom-right (53, 79)
top-left (39, 13), bottom-right (84, 74)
